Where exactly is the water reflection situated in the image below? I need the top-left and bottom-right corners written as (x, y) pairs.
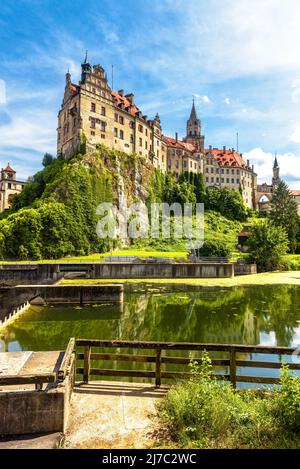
top-left (1, 284), bottom-right (300, 386)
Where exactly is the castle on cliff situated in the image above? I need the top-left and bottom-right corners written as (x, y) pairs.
top-left (57, 55), bottom-right (257, 208)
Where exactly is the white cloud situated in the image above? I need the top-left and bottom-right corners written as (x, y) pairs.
top-left (291, 125), bottom-right (300, 143)
top-left (0, 79), bottom-right (6, 104)
top-left (0, 111), bottom-right (56, 154)
top-left (244, 147), bottom-right (300, 188)
top-left (224, 97), bottom-right (230, 105)
top-left (194, 94), bottom-right (211, 104)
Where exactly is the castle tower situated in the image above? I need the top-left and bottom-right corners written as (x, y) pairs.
top-left (81, 50), bottom-right (92, 84)
top-left (184, 98), bottom-right (205, 151)
top-left (272, 154), bottom-right (280, 187)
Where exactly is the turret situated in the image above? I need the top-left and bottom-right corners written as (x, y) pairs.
top-left (81, 50), bottom-right (91, 84)
top-left (272, 154), bottom-right (280, 187)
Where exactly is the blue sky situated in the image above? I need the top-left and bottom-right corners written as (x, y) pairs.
top-left (0, 0), bottom-right (300, 187)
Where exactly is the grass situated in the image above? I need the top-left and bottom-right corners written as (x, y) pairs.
top-left (157, 356), bottom-right (300, 449)
top-left (61, 271), bottom-right (300, 287)
top-left (0, 249), bottom-right (188, 264)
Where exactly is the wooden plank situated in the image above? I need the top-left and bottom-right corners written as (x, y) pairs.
top-left (161, 371), bottom-right (230, 380)
top-left (236, 360), bottom-right (300, 370)
top-left (230, 348), bottom-right (237, 388)
top-left (77, 368), bottom-right (155, 378)
top-left (83, 345), bottom-right (91, 383)
top-left (58, 337), bottom-right (75, 379)
top-left (77, 353), bottom-right (156, 363)
top-left (155, 348), bottom-right (162, 387)
top-left (236, 376), bottom-right (280, 384)
top-left (0, 373), bottom-right (56, 386)
top-left (75, 339), bottom-right (297, 355)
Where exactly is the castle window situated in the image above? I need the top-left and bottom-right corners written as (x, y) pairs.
top-left (211, 168), bottom-right (214, 173)
top-left (221, 168), bottom-right (224, 174)
top-left (162, 155), bottom-right (164, 162)
top-left (184, 161), bottom-right (187, 168)
top-left (91, 131), bottom-right (95, 136)
top-left (226, 178), bottom-right (230, 183)
top-left (114, 128), bottom-right (118, 138)
top-left (100, 121), bottom-right (106, 132)
top-left (231, 178), bottom-right (234, 183)
top-left (101, 134), bottom-right (105, 139)
top-left (206, 177), bottom-right (209, 182)
top-left (138, 124), bottom-right (143, 132)
top-left (211, 177), bottom-right (214, 183)
top-left (157, 140), bottom-right (159, 146)
top-left (176, 161), bottom-right (179, 169)
top-left (216, 177), bottom-right (219, 183)
top-left (231, 169), bottom-right (234, 174)
top-left (119, 116), bottom-right (124, 125)
top-left (237, 169), bottom-right (240, 175)
top-left (139, 138), bottom-right (142, 147)
top-left (101, 106), bottom-right (106, 116)
top-left (145, 129), bottom-right (148, 136)
top-left (237, 179), bottom-right (239, 184)
top-left (130, 134), bottom-right (134, 143)
top-left (114, 113), bottom-right (118, 122)
top-left (194, 163), bottom-right (197, 169)
top-left (91, 103), bottom-right (96, 112)
top-left (216, 168), bottom-right (219, 173)
top-left (90, 117), bottom-right (95, 129)
top-left (221, 178), bottom-right (224, 183)
top-left (120, 130), bottom-right (124, 140)
top-left (226, 169), bottom-right (230, 174)
top-left (205, 168), bottom-right (208, 173)
top-left (129, 121), bottom-right (134, 129)
top-left (92, 88), bottom-right (96, 94)
top-left (145, 141), bottom-right (148, 150)
top-left (8, 183), bottom-right (12, 189)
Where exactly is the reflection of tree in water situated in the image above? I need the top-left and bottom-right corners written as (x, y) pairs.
top-left (2, 285), bottom-right (300, 353)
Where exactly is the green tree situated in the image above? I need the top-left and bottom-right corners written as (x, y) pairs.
top-left (205, 187), bottom-right (248, 221)
top-left (269, 180), bottom-right (299, 253)
top-left (42, 153), bottom-right (54, 167)
top-left (247, 221), bottom-right (289, 272)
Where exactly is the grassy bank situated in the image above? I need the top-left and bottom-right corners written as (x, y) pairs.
top-left (157, 355), bottom-right (300, 449)
top-left (61, 271), bottom-right (300, 287)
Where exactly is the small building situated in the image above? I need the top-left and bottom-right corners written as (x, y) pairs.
top-left (291, 190), bottom-right (300, 215)
top-left (238, 225), bottom-right (252, 251)
top-left (0, 164), bottom-right (25, 212)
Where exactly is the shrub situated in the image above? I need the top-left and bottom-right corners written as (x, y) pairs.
top-left (275, 365), bottom-right (300, 432)
top-left (158, 355), bottom-right (300, 448)
top-left (247, 221), bottom-right (289, 272)
top-left (193, 239), bottom-right (231, 258)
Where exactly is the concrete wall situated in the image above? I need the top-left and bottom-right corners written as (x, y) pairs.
top-left (89, 262), bottom-right (234, 279)
top-left (234, 263), bottom-right (257, 276)
top-left (0, 354), bottom-right (75, 436)
top-left (0, 264), bottom-right (63, 286)
top-left (13, 284), bottom-right (124, 305)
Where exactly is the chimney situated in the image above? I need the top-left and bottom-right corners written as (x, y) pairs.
top-left (125, 93), bottom-right (134, 104)
top-left (223, 145), bottom-right (226, 152)
top-left (118, 89), bottom-right (124, 97)
top-left (209, 145), bottom-right (212, 151)
top-left (247, 159), bottom-right (250, 166)
top-left (175, 132), bottom-right (178, 142)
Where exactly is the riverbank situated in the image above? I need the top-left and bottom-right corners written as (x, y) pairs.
top-left (62, 271), bottom-right (300, 287)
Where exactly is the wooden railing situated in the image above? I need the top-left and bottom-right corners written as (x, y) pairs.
top-left (0, 373), bottom-right (56, 391)
top-left (75, 339), bottom-right (300, 388)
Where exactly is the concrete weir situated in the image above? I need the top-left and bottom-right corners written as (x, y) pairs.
top-left (14, 284), bottom-right (124, 305)
top-left (89, 262), bottom-right (235, 279)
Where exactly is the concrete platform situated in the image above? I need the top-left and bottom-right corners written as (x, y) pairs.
top-left (65, 381), bottom-right (169, 449)
top-left (0, 351), bottom-right (64, 391)
top-left (0, 432), bottom-right (62, 449)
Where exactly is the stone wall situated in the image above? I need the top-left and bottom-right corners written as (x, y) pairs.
top-left (0, 264), bottom-right (63, 285)
top-left (89, 262), bottom-right (234, 279)
top-left (234, 263), bottom-right (257, 276)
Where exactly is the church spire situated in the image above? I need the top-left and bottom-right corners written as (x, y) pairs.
top-left (273, 153), bottom-right (279, 169)
top-left (189, 97), bottom-right (198, 121)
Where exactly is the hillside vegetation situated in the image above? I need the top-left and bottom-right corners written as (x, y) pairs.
top-left (0, 147), bottom-right (249, 260)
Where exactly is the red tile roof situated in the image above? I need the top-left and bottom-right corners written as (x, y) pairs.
top-left (111, 90), bottom-right (140, 117)
top-left (3, 164), bottom-right (16, 173)
top-left (291, 190), bottom-right (300, 196)
top-left (163, 136), bottom-right (197, 153)
top-left (205, 148), bottom-right (249, 169)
